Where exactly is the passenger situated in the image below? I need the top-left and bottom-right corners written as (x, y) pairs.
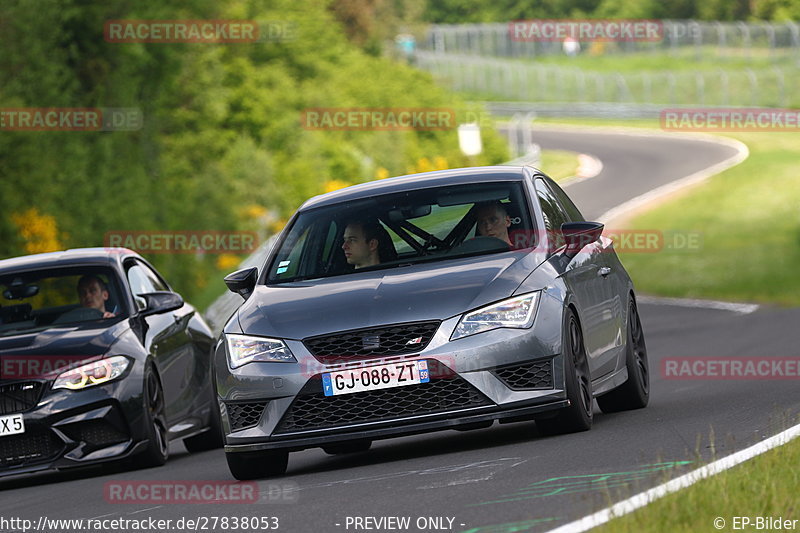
top-left (77, 275), bottom-right (115, 318)
top-left (475, 201), bottom-right (512, 246)
top-left (341, 220), bottom-right (396, 269)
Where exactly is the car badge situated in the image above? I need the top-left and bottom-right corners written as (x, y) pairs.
top-left (362, 335), bottom-right (381, 350)
top-left (405, 337), bottom-right (423, 345)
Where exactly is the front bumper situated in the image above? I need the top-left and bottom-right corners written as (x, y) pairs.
top-left (0, 370), bottom-right (149, 478)
top-left (217, 307), bottom-right (569, 453)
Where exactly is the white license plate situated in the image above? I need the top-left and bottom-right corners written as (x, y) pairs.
top-left (0, 413), bottom-right (25, 437)
top-left (322, 360), bottom-right (430, 397)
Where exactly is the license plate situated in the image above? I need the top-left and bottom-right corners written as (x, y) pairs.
top-left (0, 413), bottom-right (25, 437)
top-left (322, 360), bottom-right (430, 397)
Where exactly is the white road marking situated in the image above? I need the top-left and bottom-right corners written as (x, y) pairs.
top-left (559, 153), bottom-right (604, 187)
top-left (543, 422), bottom-right (800, 533)
top-left (595, 134), bottom-right (748, 224)
top-left (284, 457), bottom-right (524, 492)
top-left (636, 295), bottom-right (759, 315)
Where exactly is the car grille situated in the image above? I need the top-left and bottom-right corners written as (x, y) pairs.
top-left (0, 381), bottom-right (44, 415)
top-left (0, 426), bottom-right (63, 469)
top-left (493, 359), bottom-right (554, 390)
top-left (275, 360), bottom-right (492, 433)
top-left (303, 321), bottom-right (440, 365)
top-left (226, 402), bottom-right (268, 432)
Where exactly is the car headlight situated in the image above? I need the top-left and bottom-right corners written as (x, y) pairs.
top-left (53, 355), bottom-right (131, 390)
top-left (451, 292), bottom-right (540, 341)
top-left (226, 334), bottom-right (297, 369)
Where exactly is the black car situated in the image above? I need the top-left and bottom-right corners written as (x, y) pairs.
top-left (0, 248), bottom-right (220, 477)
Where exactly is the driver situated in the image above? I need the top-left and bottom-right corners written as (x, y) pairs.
top-left (475, 201), bottom-right (512, 246)
top-left (77, 275), bottom-right (115, 318)
top-left (342, 219), bottom-right (396, 269)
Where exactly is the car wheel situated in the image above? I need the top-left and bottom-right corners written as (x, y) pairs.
top-left (536, 308), bottom-right (593, 435)
top-left (139, 365), bottom-right (169, 467)
top-left (183, 402), bottom-right (223, 453)
top-left (322, 439), bottom-right (372, 455)
top-left (226, 450), bottom-right (289, 480)
top-left (597, 298), bottom-right (650, 413)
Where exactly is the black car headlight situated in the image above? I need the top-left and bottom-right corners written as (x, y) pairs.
top-left (52, 355), bottom-right (131, 391)
top-left (225, 334), bottom-right (297, 369)
top-left (451, 291), bottom-right (541, 341)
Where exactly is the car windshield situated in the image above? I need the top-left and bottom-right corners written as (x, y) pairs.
top-left (0, 266), bottom-right (127, 337)
top-left (266, 181), bottom-right (536, 284)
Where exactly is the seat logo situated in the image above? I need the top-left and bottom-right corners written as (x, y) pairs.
top-left (362, 335), bottom-right (381, 350)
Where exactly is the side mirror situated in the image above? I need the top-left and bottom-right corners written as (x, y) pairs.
top-left (139, 291), bottom-right (184, 316)
top-left (561, 221), bottom-right (604, 259)
top-left (224, 267), bottom-right (258, 300)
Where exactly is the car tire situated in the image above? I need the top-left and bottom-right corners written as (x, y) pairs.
top-left (139, 365), bottom-right (169, 467)
top-left (597, 298), bottom-right (649, 413)
top-left (536, 308), bottom-right (593, 436)
top-left (183, 403), bottom-right (223, 453)
top-left (226, 450), bottom-right (289, 480)
top-left (322, 440), bottom-right (372, 455)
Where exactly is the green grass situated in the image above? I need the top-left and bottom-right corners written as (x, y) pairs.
top-left (540, 149), bottom-right (580, 181)
top-left (594, 434), bottom-right (800, 533)
top-left (533, 118), bottom-right (800, 307)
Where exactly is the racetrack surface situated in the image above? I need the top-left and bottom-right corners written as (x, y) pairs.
top-left (2, 128), bottom-right (798, 533)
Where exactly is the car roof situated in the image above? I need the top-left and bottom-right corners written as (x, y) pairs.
top-left (0, 247), bottom-right (140, 274)
top-left (300, 166), bottom-right (529, 210)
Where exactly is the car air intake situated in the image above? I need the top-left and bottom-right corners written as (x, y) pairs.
top-left (0, 426), bottom-right (63, 469)
top-left (275, 360), bottom-right (492, 433)
top-left (492, 359), bottom-right (554, 390)
top-left (226, 402), bottom-right (268, 432)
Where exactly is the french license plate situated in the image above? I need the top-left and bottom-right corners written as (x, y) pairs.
top-left (322, 360), bottom-right (430, 397)
top-left (0, 413), bottom-right (25, 437)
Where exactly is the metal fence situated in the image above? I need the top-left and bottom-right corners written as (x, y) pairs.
top-left (414, 51), bottom-right (796, 107)
top-left (424, 20), bottom-right (800, 59)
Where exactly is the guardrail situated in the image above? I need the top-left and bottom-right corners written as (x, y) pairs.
top-left (423, 20), bottom-right (800, 59)
top-left (414, 51), bottom-right (795, 108)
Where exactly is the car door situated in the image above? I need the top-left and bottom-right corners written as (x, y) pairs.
top-left (125, 260), bottom-right (197, 427)
top-left (542, 177), bottom-right (622, 377)
top-left (535, 178), bottom-right (614, 378)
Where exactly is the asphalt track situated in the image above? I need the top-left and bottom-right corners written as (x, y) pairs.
top-left (2, 128), bottom-right (799, 533)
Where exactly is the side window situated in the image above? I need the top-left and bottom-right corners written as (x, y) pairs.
top-left (141, 264), bottom-right (169, 292)
top-left (272, 226), bottom-right (311, 279)
top-left (126, 262), bottom-right (164, 297)
top-left (545, 178), bottom-right (585, 222)
top-left (535, 178), bottom-right (568, 251)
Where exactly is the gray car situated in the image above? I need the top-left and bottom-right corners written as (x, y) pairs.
top-left (216, 166), bottom-right (649, 479)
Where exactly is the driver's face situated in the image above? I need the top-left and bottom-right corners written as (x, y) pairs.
top-left (476, 205), bottom-right (511, 244)
top-left (342, 224), bottom-right (378, 269)
top-left (78, 280), bottom-right (108, 311)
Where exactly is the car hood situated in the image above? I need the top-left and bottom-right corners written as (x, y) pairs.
top-left (237, 251), bottom-right (546, 340)
top-left (0, 320), bottom-right (128, 378)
